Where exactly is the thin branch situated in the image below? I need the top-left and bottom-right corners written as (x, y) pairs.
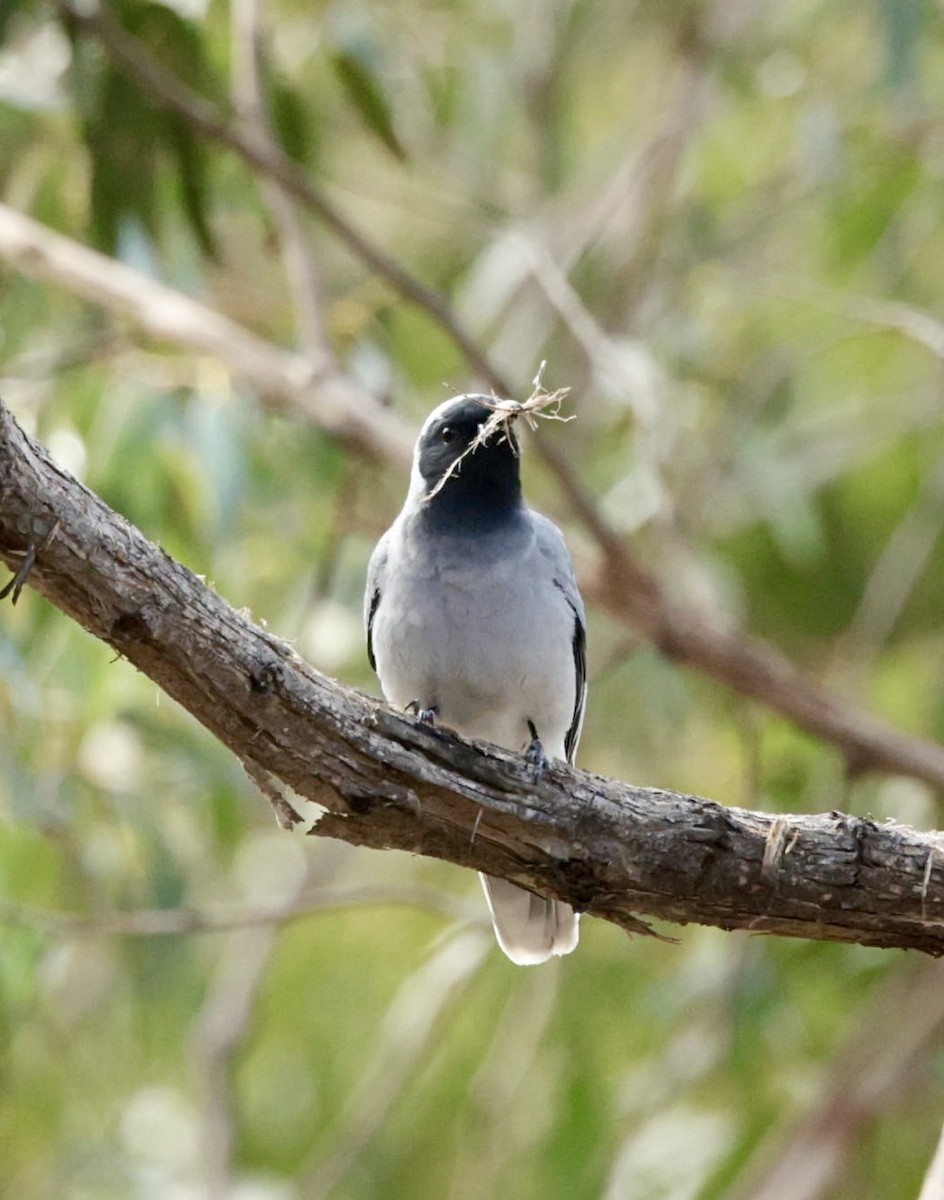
top-left (516, 234), bottom-right (660, 427)
top-left (229, 0), bottom-right (331, 358)
top-left (579, 539), bottom-right (944, 792)
top-left (5, 397), bottom-right (944, 955)
top-left (785, 281), bottom-right (944, 363)
top-left (194, 925), bottom-right (277, 1198)
top-left (298, 930), bottom-right (491, 1198)
top-left (0, 885), bottom-right (473, 938)
top-left (448, 966), bottom-right (561, 1200)
top-left (834, 461), bottom-right (944, 670)
top-left (468, 55), bottom-right (710, 373)
top-left (58, 0), bottom-right (502, 391)
top-left (729, 958), bottom-right (944, 1200)
top-left (0, 202), bottom-right (413, 467)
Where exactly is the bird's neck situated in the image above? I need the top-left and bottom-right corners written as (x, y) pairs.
top-left (417, 474), bottom-right (524, 535)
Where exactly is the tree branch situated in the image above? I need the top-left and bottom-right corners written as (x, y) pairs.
top-left (0, 203), bottom-right (413, 467)
top-left (0, 884), bottom-right (473, 938)
top-left (228, 0), bottom-right (334, 361)
top-left (4, 394), bottom-right (944, 955)
top-left (730, 958), bottom-right (944, 1200)
top-left (6, 198), bottom-right (944, 794)
top-left (57, 0), bottom-right (499, 389)
top-left (33, 4), bottom-right (944, 797)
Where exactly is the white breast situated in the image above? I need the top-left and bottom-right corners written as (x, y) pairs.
top-left (372, 515), bottom-right (577, 759)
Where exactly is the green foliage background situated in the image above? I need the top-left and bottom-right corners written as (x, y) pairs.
top-left (3, 1), bottom-right (944, 1197)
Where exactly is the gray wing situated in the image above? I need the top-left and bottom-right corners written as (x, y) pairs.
top-left (364, 530), bottom-right (390, 672)
top-left (532, 513), bottom-right (587, 765)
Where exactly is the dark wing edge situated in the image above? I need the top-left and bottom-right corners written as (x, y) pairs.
top-left (364, 533), bottom-right (389, 672)
top-left (534, 512), bottom-right (587, 765)
top-left (366, 587), bottom-right (381, 670)
top-left (563, 600), bottom-right (587, 765)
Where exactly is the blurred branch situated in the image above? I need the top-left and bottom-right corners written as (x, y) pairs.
top-left (229, 0), bottom-right (331, 359)
top-left (834, 461), bottom-right (944, 672)
top-left (0, 202), bottom-right (413, 466)
top-left (448, 965), bottom-right (561, 1200)
top-left (6, 398), bottom-right (944, 955)
top-left (298, 930), bottom-right (491, 1198)
top-left (546, 442), bottom-right (944, 793)
top-left (194, 925), bottom-right (277, 1199)
top-left (729, 958), bottom-right (944, 1200)
top-left (6, 200), bottom-right (944, 796)
top-left (2, 330), bottom-right (124, 381)
top-left (607, 577), bottom-right (944, 783)
top-left (0, 885), bottom-right (473, 938)
top-left (789, 282), bottom-right (944, 362)
top-left (57, 0), bottom-right (499, 387)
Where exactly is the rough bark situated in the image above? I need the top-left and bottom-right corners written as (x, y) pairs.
top-left (6, 199), bottom-right (944, 793)
top-left (3, 395), bottom-right (944, 954)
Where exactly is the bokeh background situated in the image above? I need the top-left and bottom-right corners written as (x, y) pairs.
top-left (4, 1), bottom-right (944, 1197)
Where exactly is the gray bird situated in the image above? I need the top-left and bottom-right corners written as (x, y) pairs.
top-left (364, 394), bottom-right (587, 964)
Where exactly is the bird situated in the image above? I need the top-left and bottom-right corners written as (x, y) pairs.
top-left (364, 393), bottom-right (587, 965)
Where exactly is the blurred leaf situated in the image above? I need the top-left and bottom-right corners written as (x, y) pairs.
top-left (129, 3), bottom-right (219, 257)
top-left (829, 146), bottom-right (920, 272)
top-left (79, 2), bottom-right (218, 256)
top-left (168, 114), bottom-right (216, 258)
top-left (85, 69), bottom-right (160, 252)
top-left (331, 41), bottom-right (406, 161)
top-left (270, 74), bottom-right (319, 165)
top-left (423, 61), bottom-right (460, 129)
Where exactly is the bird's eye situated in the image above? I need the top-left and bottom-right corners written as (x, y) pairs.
top-left (440, 426), bottom-right (456, 444)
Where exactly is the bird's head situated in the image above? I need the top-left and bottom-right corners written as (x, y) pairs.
top-left (410, 394), bottom-right (523, 523)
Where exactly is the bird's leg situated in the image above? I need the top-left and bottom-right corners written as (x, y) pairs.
top-left (525, 720), bottom-right (550, 775)
top-left (406, 700), bottom-right (438, 726)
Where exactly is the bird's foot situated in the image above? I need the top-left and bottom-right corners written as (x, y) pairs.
top-left (406, 700), bottom-right (438, 726)
top-left (525, 721), bottom-right (550, 777)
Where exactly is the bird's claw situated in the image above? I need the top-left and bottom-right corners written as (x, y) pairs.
top-left (525, 721), bottom-right (550, 777)
top-left (406, 700), bottom-right (438, 726)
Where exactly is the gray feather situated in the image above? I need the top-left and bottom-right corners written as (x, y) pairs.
top-left (364, 396), bottom-right (586, 965)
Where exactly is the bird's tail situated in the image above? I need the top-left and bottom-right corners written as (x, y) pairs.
top-left (479, 873), bottom-right (579, 966)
